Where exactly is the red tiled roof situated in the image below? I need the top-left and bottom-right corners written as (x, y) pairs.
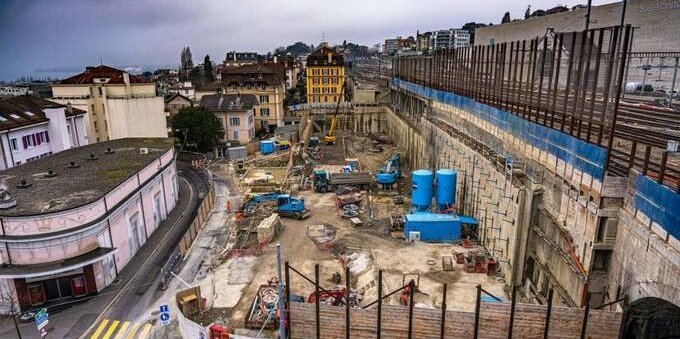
top-left (59, 65), bottom-right (150, 85)
top-left (0, 96), bottom-right (85, 131)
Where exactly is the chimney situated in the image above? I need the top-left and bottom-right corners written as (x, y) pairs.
top-left (328, 53), bottom-right (332, 64)
top-left (274, 56), bottom-right (278, 64)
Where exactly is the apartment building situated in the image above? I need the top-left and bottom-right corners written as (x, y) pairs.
top-left (196, 64), bottom-right (285, 131)
top-left (0, 138), bottom-right (177, 313)
top-left (431, 29), bottom-right (471, 50)
top-left (306, 43), bottom-right (345, 104)
top-left (223, 52), bottom-right (260, 68)
top-left (200, 93), bottom-right (256, 152)
top-left (50, 65), bottom-right (167, 143)
top-left (0, 96), bottom-right (87, 170)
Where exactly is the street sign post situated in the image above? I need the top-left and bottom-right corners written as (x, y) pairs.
top-left (159, 304), bottom-right (170, 326)
top-left (34, 308), bottom-right (49, 336)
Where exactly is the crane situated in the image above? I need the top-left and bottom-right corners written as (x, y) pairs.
top-left (323, 81), bottom-right (346, 145)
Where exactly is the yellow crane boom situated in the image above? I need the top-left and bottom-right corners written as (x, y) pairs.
top-left (323, 82), bottom-right (345, 145)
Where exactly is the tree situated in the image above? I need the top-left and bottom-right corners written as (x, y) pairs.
top-left (525, 5), bottom-right (531, 19)
top-left (172, 106), bottom-right (223, 152)
top-left (502, 11), bottom-right (511, 23)
top-left (203, 55), bottom-right (214, 82)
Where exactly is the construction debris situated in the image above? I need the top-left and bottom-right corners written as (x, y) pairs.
top-left (256, 213), bottom-right (281, 244)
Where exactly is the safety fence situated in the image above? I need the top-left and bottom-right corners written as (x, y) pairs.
top-left (392, 25), bottom-right (679, 192)
top-left (283, 263), bottom-right (623, 339)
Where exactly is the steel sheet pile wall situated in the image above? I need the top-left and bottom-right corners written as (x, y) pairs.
top-left (392, 24), bottom-right (679, 191)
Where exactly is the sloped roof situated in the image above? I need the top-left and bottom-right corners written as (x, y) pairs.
top-left (59, 65), bottom-right (149, 85)
top-left (306, 45), bottom-right (344, 67)
top-left (0, 96), bottom-right (85, 131)
top-left (200, 93), bottom-right (258, 112)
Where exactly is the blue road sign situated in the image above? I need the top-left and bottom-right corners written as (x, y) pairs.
top-left (159, 303), bottom-right (170, 325)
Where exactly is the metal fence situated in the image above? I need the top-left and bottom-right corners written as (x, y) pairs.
top-left (392, 25), bottom-right (679, 191)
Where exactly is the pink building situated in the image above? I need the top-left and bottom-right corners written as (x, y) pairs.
top-left (0, 138), bottom-right (178, 313)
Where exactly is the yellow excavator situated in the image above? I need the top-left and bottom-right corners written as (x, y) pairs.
top-left (323, 82), bottom-right (345, 145)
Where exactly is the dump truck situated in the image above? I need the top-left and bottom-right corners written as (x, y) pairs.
top-left (313, 170), bottom-right (372, 193)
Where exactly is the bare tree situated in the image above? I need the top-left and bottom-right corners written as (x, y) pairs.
top-left (0, 289), bottom-right (23, 338)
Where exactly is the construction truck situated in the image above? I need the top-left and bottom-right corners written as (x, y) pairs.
top-left (375, 153), bottom-right (401, 188)
top-left (238, 192), bottom-right (310, 219)
top-left (313, 170), bottom-right (372, 193)
top-left (323, 82), bottom-right (345, 145)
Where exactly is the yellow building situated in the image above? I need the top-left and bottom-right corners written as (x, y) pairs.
top-left (306, 43), bottom-right (345, 104)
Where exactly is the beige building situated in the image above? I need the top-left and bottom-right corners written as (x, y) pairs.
top-left (164, 93), bottom-right (193, 137)
top-left (200, 93), bottom-right (256, 150)
top-left (196, 64), bottom-right (284, 131)
top-left (51, 65), bottom-right (167, 143)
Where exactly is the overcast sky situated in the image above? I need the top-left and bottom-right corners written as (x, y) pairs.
top-left (0, 0), bottom-right (618, 81)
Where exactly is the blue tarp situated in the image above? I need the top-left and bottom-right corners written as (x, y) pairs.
top-left (392, 78), bottom-right (608, 180)
top-left (633, 174), bottom-right (680, 240)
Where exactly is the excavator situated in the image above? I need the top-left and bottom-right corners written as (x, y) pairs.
top-left (323, 82), bottom-right (346, 145)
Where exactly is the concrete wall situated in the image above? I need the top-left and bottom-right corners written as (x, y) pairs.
top-left (475, 0), bottom-right (680, 52)
top-left (106, 97), bottom-right (167, 139)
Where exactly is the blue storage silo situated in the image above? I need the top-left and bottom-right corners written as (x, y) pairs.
top-left (435, 169), bottom-right (457, 211)
top-left (260, 140), bottom-right (275, 155)
top-left (403, 213), bottom-right (461, 242)
top-left (411, 169), bottom-right (433, 211)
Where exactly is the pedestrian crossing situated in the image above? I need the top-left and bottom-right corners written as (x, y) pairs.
top-left (90, 318), bottom-right (153, 339)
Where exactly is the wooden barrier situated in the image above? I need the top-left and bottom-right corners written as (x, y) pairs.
top-left (289, 301), bottom-right (621, 339)
top-left (179, 186), bottom-right (216, 256)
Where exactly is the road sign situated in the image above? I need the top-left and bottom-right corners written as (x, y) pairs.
top-left (159, 303), bottom-right (170, 326)
top-left (34, 308), bottom-right (49, 332)
top-left (40, 327), bottom-right (47, 337)
top-left (36, 319), bottom-right (49, 331)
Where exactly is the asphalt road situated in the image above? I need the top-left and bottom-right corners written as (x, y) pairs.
top-left (0, 161), bottom-right (209, 339)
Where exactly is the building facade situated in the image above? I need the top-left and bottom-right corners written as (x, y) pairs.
top-left (431, 29), bottom-right (471, 50)
top-left (0, 96), bottom-right (87, 170)
top-left (223, 52), bottom-right (260, 68)
top-left (0, 138), bottom-right (177, 313)
top-left (196, 64), bottom-right (285, 130)
top-left (164, 93), bottom-right (193, 137)
top-left (51, 65), bottom-right (167, 143)
top-left (306, 43), bottom-right (345, 104)
top-left (200, 93), bottom-right (256, 149)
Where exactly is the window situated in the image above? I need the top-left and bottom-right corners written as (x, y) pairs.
top-left (261, 84), bottom-right (266, 90)
top-left (24, 111), bottom-right (34, 116)
top-left (324, 96), bottom-right (328, 102)
top-left (0, 116), bottom-right (6, 122)
top-left (216, 117), bottom-right (224, 127)
top-left (9, 138), bottom-right (17, 151)
top-left (9, 114), bottom-right (21, 119)
top-left (248, 114), bottom-right (254, 124)
top-left (91, 104), bottom-right (95, 115)
top-left (259, 95), bottom-right (269, 103)
top-left (232, 130), bottom-right (239, 140)
top-left (98, 87), bottom-right (103, 96)
top-left (67, 124), bottom-right (72, 136)
top-left (230, 117), bottom-right (240, 126)
top-left (261, 108), bottom-right (270, 117)
top-left (94, 121), bottom-right (98, 131)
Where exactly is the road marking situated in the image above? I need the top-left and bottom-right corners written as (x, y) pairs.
top-left (125, 323), bottom-right (141, 339)
top-left (138, 324), bottom-right (152, 339)
top-left (79, 177), bottom-right (196, 338)
top-left (102, 320), bottom-right (119, 339)
top-left (90, 319), bottom-right (109, 339)
top-left (113, 321), bottom-right (129, 339)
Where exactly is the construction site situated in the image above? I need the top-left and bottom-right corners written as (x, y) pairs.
top-left (168, 23), bottom-right (679, 339)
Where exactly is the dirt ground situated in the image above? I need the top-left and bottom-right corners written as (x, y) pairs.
top-left (219, 132), bottom-right (507, 332)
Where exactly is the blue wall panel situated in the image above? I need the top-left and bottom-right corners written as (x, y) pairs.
top-left (633, 175), bottom-right (680, 240)
top-left (393, 79), bottom-right (608, 180)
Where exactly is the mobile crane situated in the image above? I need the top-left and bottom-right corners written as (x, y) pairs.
top-left (323, 82), bottom-right (346, 145)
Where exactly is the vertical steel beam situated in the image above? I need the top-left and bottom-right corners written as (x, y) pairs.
top-left (315, 264), bottom-right (321, 339)
top-left (508, 286), bottom-right (517, 339)
top-left (407, 280), bottom-right (415, 339)
top-left (473, 284), bottom-right (482, 339)
top-left (580, 293), bottom-right (592, 339)
top-left (440, 283), bottom-right (447, 339)
top-left (345, 266), bottom-right (350, 339)
top-left (543, 289), bottom-right (554, 339)
top-left (377, 270), bottom-right (383, 339)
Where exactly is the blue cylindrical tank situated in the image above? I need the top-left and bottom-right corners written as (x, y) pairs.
top-left (260, 140), bottom-right (275, 155)
top-left (411, 169), bottom-right (433, 211)
top-left (435, 169), bottom-right (457, 211)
